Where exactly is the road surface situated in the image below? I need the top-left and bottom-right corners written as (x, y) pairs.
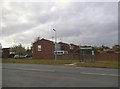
top-left (0, 63), bottom-right (2, 88)
top-left (2, 63), bottom-right (119, 87)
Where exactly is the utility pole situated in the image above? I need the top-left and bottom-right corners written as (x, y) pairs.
top-left (53, 29), bottom-right (57, 61)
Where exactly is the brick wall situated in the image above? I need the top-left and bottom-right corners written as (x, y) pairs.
top-left (94, 53), bottom-right (119, 61)
top-left (57, 53), bottom-right (80, 60)
top-left (57, 53), bottom-right (119, 61)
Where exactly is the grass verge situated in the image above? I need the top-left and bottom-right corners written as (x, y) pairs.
top-left (2, 58), bottom-right (119, 69)
top-left (76, 61), bottom-right (119, 69)
top-left (0, 58), bottom-right (2, 63)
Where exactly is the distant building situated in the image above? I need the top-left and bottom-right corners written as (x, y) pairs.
top-left (32, 38), bottom-right (79, 59)
top-left (2, 48), bottom-right (10, 58)
top-left (58, 42), bottom-right (79, 53)
top-left (32, 39), bottom-right (54, 59)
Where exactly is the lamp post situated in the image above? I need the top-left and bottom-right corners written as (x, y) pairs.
top-left (53, 29), bottom-right (57, 61)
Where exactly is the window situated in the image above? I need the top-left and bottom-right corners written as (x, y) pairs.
top-left (38, 45), bottom-right (41, 51)
top-left (54, 51), bottom-right (68, 55)
top-left (69, 45), bottom-right (74, 50)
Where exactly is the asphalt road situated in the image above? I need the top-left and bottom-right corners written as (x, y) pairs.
top-left (0, 63), bottom-right (2, 88)
top-left (2, 63), bottom-right (119, 87)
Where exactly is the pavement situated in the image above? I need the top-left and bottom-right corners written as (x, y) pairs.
top-left (2, 63), bottom-right (119, 87)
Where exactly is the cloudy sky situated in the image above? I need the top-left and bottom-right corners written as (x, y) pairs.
top-left (0, 0), bottom-right (118, 48)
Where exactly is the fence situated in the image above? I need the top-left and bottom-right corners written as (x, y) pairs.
top-left (94, 53), bottom-right (119, 61)
top-left (57, 53), bottom-right (79, 60)
top-left (57, 53), bottom-right (119, 61)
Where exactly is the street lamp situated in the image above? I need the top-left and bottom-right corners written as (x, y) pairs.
top-left (53, 29), bottom-right (57, 61)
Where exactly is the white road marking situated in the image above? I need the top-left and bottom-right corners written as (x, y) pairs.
top-left (80, 72), bottom-right (119, 77)
top-left (64, 63), bottom-right (76, 66)
top-left (95, 68), bottom-right (103, 69)
top-left (3, 67), bottom-right (55, 72)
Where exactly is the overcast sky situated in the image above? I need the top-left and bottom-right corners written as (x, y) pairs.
top-left (0, 0), bottom-right (118, 48)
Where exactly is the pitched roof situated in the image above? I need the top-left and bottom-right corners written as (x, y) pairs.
top-left (58, 42), bottom-right (69, 45)
top-left (33, 38), bottom-right (54, 44)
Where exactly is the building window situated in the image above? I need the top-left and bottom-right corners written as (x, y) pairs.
top-left (38, 45), bottom-right (41, 51)
top-left (54, 51), bottom-right (68, 55)
top-left (69, 45), bottom-right (74, 50)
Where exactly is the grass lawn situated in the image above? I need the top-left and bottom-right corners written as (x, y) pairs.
top-left (0, 58), bottom-right (2, 63)
top-left (2, 58), bottom-right (119, 69)
top-left (76, 61), bottom-right (119, 69)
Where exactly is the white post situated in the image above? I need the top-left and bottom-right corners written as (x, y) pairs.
top-left (92, 50), bottom-right (94, 62)
top-left (53, 29), bottom-right (57, 61)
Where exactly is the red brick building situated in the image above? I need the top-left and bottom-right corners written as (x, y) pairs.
top-left (32, 38), bottom-right (79, 59)
top-left (32, 39), bottom-right (54, 59)
top-left (2, 48), bottom-right (10, 58)
top-left (58, 42), bottom-right (79, 53)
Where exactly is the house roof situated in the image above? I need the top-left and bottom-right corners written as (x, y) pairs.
top-left (40, 38), bottom-right (54, 43)
top-left (2, 48), bottom-right (10, 50)
top-left (58, 42), bottom-right (69, 46)
top-left (2, 48), bottom-right (10, 51)
top-left (33, 38), bottom-right (54, 44)
top-left (70, 43), bottom-right (79, 47)
top-left (33, 38), bottom-right (79, 48)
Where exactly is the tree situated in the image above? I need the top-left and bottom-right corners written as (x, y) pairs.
top-left (26, 47), bottom-right (32, 57)
top-left (32, 36), bottom-right (41, 46)
top-left (34, 36), bottom-right (41, 42)
top-left (94, 45), bottom-right (111, 53)
top-left (112, 45), bottom-right (120, 53)
top-left (11, 44), bottom-right (26, 55)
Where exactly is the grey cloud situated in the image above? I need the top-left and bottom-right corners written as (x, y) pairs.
top-left (1, 1), bottom-right (118, 47)
top-left (2, 22), bottom-right (38, 36)
top-left (53, 2), bottom-right (118, 43)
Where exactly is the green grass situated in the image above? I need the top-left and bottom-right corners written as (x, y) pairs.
top-left (2, 58), bottom-right (119, 69)
top-left (0, 58), bottom-right (2, 63)
top-left (2, 58), bottom-right (78, 65)
top-left (76, 61), bottom-right (119, 69)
